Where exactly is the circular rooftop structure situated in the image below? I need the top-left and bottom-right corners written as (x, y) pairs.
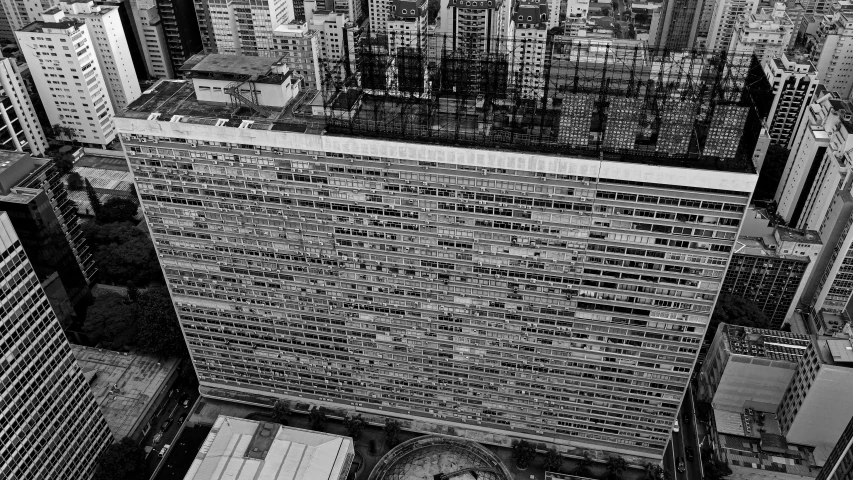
top-left (368, 436), bottom-right (512, 480)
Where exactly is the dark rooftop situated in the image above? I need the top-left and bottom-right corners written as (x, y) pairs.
top-left (722, 324), bottom-right (811, 362)
top-left (185, 53), bottom-right (284, 77)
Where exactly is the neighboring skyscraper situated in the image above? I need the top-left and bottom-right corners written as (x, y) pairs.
top-left (155, 0), bottom-right (201, 75)
top-left (808, 1), bottom-right (853, 98)
top-left (116, 42), bottom-right (770, 459)
top-left (706, 0), bottom-right (760, 53)
top-left (723, 225), bottom-right (822, 327)
top-left (0, 56), bottom-right (48, 155)
top-left (508, 0), bottom-right (548, 100)
top-left (387, 0), bottom-right (427, 53)
top-left (192, 0), bottom-right (291, 56)
top-left (729, 3), bottom-right (793, 64)
top-left (53, 1), bottom-right (142, 111)
top-left (763, 53), bottom-right (819, 147)
top-left (305, 8), bottom-right (361, 84)
top-left (0, 0), bottom-right (56, 33)
top-left (0, 211), bottom-right (112, 479)
top-left (126, 0), bottom-right (174, 78)
top-left (273, 23), bottom-right (322, 91)
top-left (778, 335), bottom-right (853, 448)
top-left (184, 416), bottom-right (354, 480)
top-left (15, 10), bottom-right (118, 147)
top-left (438, 0), bottom-right (508, 53)
top-left (0, 152), bottom-right (95, 307)
top-left (817, 415), bottom-right (853, 480)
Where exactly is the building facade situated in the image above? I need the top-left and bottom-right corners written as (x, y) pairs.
top-left (193, 0), bottom-right (292, 56)
top-left (15, 11), bottom-right (117, 147)
top-left (0, 0), bottom-right (56, 35)
top-left (762, 53), bottom-right (818, 147)
top-left (705, 0), bottom-right (760, 53)
top-left (116, 58), bottom-right (765, 458)
top-left (807, 1), bottom-right (853, 99)
top-left (728, 3), bottom-right (793, 64)
top-left (55, 1), bottom-right (142, 111)
top-left (127, 0), bottom-right (174, 78)
top-left (272, 23), bottom-right (322, 91)
top-left (817, 415), bottom-right (853, 480)
top-left (439, 0), bottom-right (508, 54)
top-left (0, 211), bottom-right (112, 479)
top-left (156, 0), bottom-right (202, 75)
top-left (0, 57), bottom-right (48, 156)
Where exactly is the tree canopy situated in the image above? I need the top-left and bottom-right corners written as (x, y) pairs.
top-left (97, 197), bottom-right (139, 224)
top-left (134, 286), bottom-right (187, 357)
top-left (708, 294), bottom-right (771, 339)
top-left (92, 438), bottom-right (146, 480)
top-left (67, 171), bottom-right (84, 191)
top-left (50, 150), bottom-right (76, 176)
top-left (85, 222), bottom-right (163, 286)
top-left (83, 292), bottom-right (136, 349)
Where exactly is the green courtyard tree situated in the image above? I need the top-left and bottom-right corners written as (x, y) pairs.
top-left (708, 294), bottom-right (771, 339)
top-left (85, 178), bottom-right (102, 216)
top-left (344, 414), bottom-right (366, 440)
top-left (605, 455), bottom-right (628, 480)
top-left (271, 399), bottom-right (291, 425)
top-left (543, 447), bottom-right (563, 472)
top-left (511, 440), bottom-right (537, 469)
top-left (67, 171), bottom-right (84, 190)
top-left (308, 407), bottom-right (328, 431)
top-left (573, 453), bottom-right (594, 478)
top-left (134, 286), bottom-right (187, 357)
top-left (383, 418), bottom-right (401, 449)
top-left (83, 292), bottom-right (136, 350)
top-left (97, 197), bottom-right (139, 224)
top-left (92, 437), bottom-right (146, 480)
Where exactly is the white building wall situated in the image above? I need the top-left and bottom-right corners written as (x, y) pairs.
top-left (129, 0), bottom-right (173, 78)
top-left (0, 57), bottom-right (48, 155)
top-left (706, 0), bottom-right (760, 52)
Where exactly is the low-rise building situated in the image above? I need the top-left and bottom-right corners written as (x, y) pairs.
top-left (184, 416), bottom-right (354, 480)
top-left (72, 345), bottom-right (181, 442)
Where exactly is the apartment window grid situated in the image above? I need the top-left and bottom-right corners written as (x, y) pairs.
top-left (124, 135), bottom-right (748, 455)
top-left (817, 416), bottom-right (853, 480)
top-left (720, 255), bottom-right (808, 325)
top-left (0, 238), bottom-right (112, 480)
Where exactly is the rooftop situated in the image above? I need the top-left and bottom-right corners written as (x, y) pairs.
top-left (71, 345), bottom-right (180, 440)
top-left (776, 226), bottom-right (822, 244)
top-left (721, 324), bottom-right (811, 362)
top-left (368, 436), bottom-right (512, 480)
top-left (184, 53), bottom-right (285, 77)
top-left (184, 416), bottom-right (354, 480)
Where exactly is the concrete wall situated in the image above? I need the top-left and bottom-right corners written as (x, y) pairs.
top-left (712, 355), bottom-right (798, 410)
top-left (786, 366), bottom-right (853, 447)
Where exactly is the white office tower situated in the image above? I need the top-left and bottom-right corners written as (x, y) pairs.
top-left (16, 10), bottom-right (117, 147)
top-left (809, 1), bottom-right (853, 99)
top-left (273, 23), bottom-right (322, 91)
top-left (53, 1), bottom-right (141, 111)
top-left (729, 3), bottom-right (793, 64)
top-left (305, 8), bottom-right (360, 83)
top-left (128, 0), bottom-right (173, 78)
top-left (0, 56), bottom-right (48, 155)
top-left (763, 53), bottom-right (818, 147)
top-left (195, 0), bottom-right (295, 55)
top-left (508, 0), bottom-right (548, 100)
top-left (706, 0), bottom-right (760, 52)
top-left (387, 0), bottom-right (427, 52)
top-left (0, 0), bottom-right (57, 34)
top-left (0, 211), bottom-right (113, 479)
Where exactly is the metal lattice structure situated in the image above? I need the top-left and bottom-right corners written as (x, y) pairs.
top-left (368, 436), bottom-right (513, 480)
top-left (322, 32), bottom-right (773, 172)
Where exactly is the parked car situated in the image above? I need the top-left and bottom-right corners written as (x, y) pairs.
top-left (161, 419), bottom-right (173, 431)
top-left (182, 396), bottom-right (190, 408)
top-left (177, 414), bottom-right (186, 424)
top-left (159, 445), bottom-right (170, 458)
top-left (677, 457), bottom-right (686, 473)
top-left (685, 446), bottom-right (694, 461)
top-left (153, 431), bottom-right (163, 444)
top-left (672, 419), bottom-right (680, 433)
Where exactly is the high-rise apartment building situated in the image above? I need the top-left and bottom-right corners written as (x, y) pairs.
top-left (729, 3), bottom-right (793, 64)
top-left (53, 1), bottom-right (142, 111)
top-left (0, 211), bottom-right (113, 479)
top-left (15, 10), bottom-right (117, 147)
top-left (0, 56), bottom-right (48, 155)
top-left (438, 0), bottom-right (508, 53)
top-left (116, 41), bottom-right (769, 459)
top-left (706, 0), bottom-right (760, 53)
top-left (508, 0), bottom-right (548, 100)
top-left (304, 8), bottom-right (361, 84)
top-left (763, 53), bottom-right (819, 147)
top-left (193, 0), bottom-right (292, 56)
top-left (387, 0), bottom-right (427, 54)
top-left (0, 0), bottom-right (56, 34)
top-left (808, 1), bottom-right (853, 98)
top-left (818, 415), bottom-right (853, 480)
top-left (272, 23), bottom-right (322, 90)
top-left (155, 0), bottom-right (201, 75)
top-left (777, 335), bottom-right (853, 448)
top-left (723, 226), bottom-right (821, 327)
top-left (127, 0), bottom-right (174, 78)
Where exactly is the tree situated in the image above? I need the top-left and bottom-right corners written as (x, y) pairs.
top-left (86, 178), bottom-right (102, 216)
top-left (543, 447), bottom-right (563, 472)
top-left (383, 418), bottom-right (401, 449)
top-left (643, 462), bottom-right (669, 480)
top-left (708, 294), bottom-right (771, 339)
top-left (93, 235), bottom-right (162, 286)
top-left (703, 459), bottom-right (732, 480)
top-left (308, 407), bottom-right (328, 431)
top-left (83, 292), bottom-right (137, 349)
top-left (97, 197), bottom-right (139, 224)
top-left (344, 414), bottom-right (366, 440)
top-left (51, 124), bottom-right (78, 143)
top-left (134, 286), bottom-right (187, 357)
top-left (67, 171), bottom-right (84, 190)
top-left (573, 453), bottom-right (594, 478)
top-left (754, 144), bottom-right (790, 201)
top-left (271, 399), bottom-right (291, 425)
top-left (605, 455), bottom-right (628, 480)
top-left (92, 437), bottom-right (146, 480)
top-left (126, 280), bottom-right (139, 302)
top-left (511, 440), bottom-right (537, 469)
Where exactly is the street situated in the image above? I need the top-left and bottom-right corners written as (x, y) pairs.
top-left (144, 376), bottom-right (200, 478)
top-left (665, 385), bottom-right (703, 480)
